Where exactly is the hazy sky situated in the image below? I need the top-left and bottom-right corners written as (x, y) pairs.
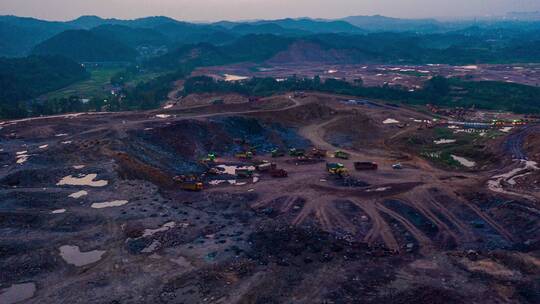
top-left (1, 0), bottom-right (540, 21)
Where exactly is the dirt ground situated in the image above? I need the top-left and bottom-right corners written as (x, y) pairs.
top-left (0, 92), bottom-right (539, 303)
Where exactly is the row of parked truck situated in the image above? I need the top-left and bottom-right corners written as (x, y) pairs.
top-left (176, 146), bottom-right (400, 190)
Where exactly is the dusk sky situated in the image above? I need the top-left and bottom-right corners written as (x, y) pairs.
top-left (1, 0), bottom-right (540, 21)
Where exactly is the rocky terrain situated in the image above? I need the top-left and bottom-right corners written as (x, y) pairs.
top-left (0, 93), bottom-right (539, 304)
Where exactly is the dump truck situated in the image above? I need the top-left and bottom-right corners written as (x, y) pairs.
top-left (354, 162), bottom-right (378, 171)
top-left (289, 148), bottom-right (306, 157)
top-left (326, 163), bottom-right (348, 175)
top-left (334, 150), bottom-right (350, 160)
top-left (271, 148), bottom-right (286, 158)
top-left (235, 151), bottom-right (253, 159)
top-left (256, 162), bottom-right (274, 172)
top-left (309, 148), bottom-right (327, 159)
top-left (270, 168), bottom-right (288, 178)
top-left (174, 175), bottom-right (204, 191)
top-left (235, 168), bottom-right (254, 178)
top-left (179, 181), bottom-right (204, 191)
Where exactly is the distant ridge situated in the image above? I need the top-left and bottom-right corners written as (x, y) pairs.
top-left (2, 13), bottom-right (540, 58)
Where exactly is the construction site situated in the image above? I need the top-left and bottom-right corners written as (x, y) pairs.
top-left (0, 92), bottom-right (539, 303)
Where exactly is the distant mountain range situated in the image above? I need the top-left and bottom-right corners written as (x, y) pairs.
top-left (3, 14), bottom-right (540, 59)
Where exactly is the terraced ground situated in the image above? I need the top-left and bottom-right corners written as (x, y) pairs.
top-left (0, 92), bottom-right (539, 304)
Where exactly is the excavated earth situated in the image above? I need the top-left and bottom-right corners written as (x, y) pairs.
top-left (0, 93), bottom-right (539, 304)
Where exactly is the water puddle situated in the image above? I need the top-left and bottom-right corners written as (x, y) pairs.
top-left (51, 209), bottom-right (66, 214)
top-left (230, 180), bottom-right (248, 186)
top-left (39, 144), bottom-right (48, 149)
top-left (224, 74), bottom-right (248, 82)
top-left (210, 165), bottom-right (257, 186)
top-left (366, 186), bottom-right (391, 192)
top-left (69, 190), bottom-right (88, 199)
top-left (451, 155), bottom-right (476, 168)
top-left (59, 245), bottom-right (105, 266)
top-left (383, 118), bottom-right (400, 124)
top-left (155, 114), bottom-right (171, 119)
top-left (16, 154), bottom-right (29, 164)
top-left (73, 165), bottom-right (85, 169)
top-left (216, 164), bottom-right (255, 175)
top-left (57, 174), bottom-right (108, 187)
top-left (500, 127), bottom-right (513, 133)
top-left (209, 180), bottom-right (227, 186)
top-left (434, 139), bottom-right (456, 145)
top-left (0, 282), bottom-right (36, 304)
top-left (142, 222), bottom-right (175, 237)
top-left (55, 133), bottom-right (68, 137)
top-left (91, 200), bottom-right (128, 209)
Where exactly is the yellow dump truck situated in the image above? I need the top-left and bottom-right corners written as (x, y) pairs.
top-left (326, 163), bottom-right (348, 175)
top-left (179, 181), bottom-right (204, 191)
top-left (235, 151), bottom-right (253, 159)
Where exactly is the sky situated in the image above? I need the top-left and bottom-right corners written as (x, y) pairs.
top-left (1, 0), bottom-right (540, 21)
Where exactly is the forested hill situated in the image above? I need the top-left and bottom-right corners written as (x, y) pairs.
top-left (31, 30), bottom-right (137, 62)
top-left (0, 56), bottom-right (89, 117)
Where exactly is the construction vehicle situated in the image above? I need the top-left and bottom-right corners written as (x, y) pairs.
top-left (207, 153), bottom-right (217, 162)
top-left (235, 151), bottom-right (253, 159)
top-left (271, 148), bottom-right (286, 158)
top-left (289, 148), bottom-right (306, 157)
top-left (326, 163), bottom-right (348, 176)
top-left (308, 148), bottom-right (327, 159)
top-left (334, 150), bottom-right (350, 160)
top-left (174, 175), bottom-right (204, 191)
top-left (200, 153), bottom-right (217, 165)
top-left (247, 146), bottom-right (259, 155)
top-left (293, 155), bottom-right (324, 165)
top-left (256, 162), bottom-right (274, 172)
top-left (354, 162), bottom-right (378, 171)
top-left (179, 181), bottom-right (204, 191)
top-left (235, 168), bottom-right (254, 178)
top-left (270, 168), bottom-right (288, 178)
